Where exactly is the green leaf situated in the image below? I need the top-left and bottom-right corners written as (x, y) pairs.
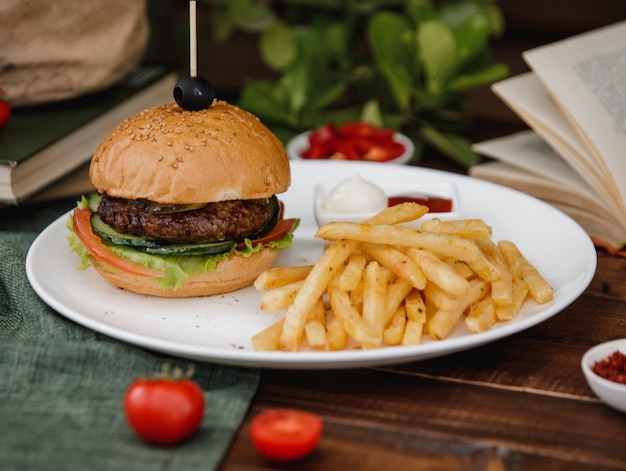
top-left (238, 81), bottom-right (289, 123)
top-left (453, 14), bottom-right (490, 65)
top-left (368, 12), bottom-right (414, 66)
top-left (359, 99), bottom-right (383, 127)
top-left (417, 20), bottom-right (457, 94)
top-left (306, 80), bottom-right (347, 113)
top-left (419, 125), bottom-right (481, 167)
top-left (405, 0), bottom-right (437, 25)
top-left (228, 0), bottom-right (275, 32)
top-left (260, 22), bottom-right (297, 70)
top-left (368, 12), bottom-right (415, 110)
top-left (448, 63), bottom-right (508, 92)
top-left (381, 62), bottom-right (413, 111)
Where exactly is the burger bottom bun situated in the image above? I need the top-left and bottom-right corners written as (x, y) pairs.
top-left (89, 248), bottom-right (280, 297)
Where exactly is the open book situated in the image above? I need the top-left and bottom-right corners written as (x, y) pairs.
top-left (470, 20), bottom-right (626, 255)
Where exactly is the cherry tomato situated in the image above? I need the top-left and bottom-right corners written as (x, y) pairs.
top-left (251, 409), bottom-right (323, 462)
top-left (0, 87), bottom-right (11, 132)
top-left (124, 375), bottom-right (205, 446)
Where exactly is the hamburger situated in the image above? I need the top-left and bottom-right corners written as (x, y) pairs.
top-left (68, 100), bottom-right (296, 297)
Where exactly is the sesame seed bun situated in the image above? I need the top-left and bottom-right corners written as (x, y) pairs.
top-left (89, 247), bottom-right (281, 298)
top-left (89, 100), bottom-right (290, 204)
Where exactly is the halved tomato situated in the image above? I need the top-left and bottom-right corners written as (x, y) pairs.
top-left (251, 409), bottom-right (323, 462)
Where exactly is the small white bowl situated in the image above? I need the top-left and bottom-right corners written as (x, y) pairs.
top-left (314, 179), bottom-right (460, 228)
top-left (581, 339), bottom-right (626, 413)
top-left (286, 130), bottom-right (415, 165)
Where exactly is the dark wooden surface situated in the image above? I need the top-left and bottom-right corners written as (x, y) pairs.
top-left (219, 113), bottom-right (626, 469)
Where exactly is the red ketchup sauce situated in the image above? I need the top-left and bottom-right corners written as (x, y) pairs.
top-left (388, 195), bottom-right (453, 213)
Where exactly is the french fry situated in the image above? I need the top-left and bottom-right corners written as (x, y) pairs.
top-left (465, 295), bottom-right (497, 333)
top-left (383, 305), bottom-right (406, 346)
top-left (328, 276), bottom-right (381, 349)
top-left (495, 276), bottom-right (529, 321)
top-left (360, 242), bottom-right (427, 290)
top-left (405, 289), bottom-right (426, 323)
top-left (476, 238), bottom-right (512, 306)
top-left (362, 260), bottom-right (388, 337)
top-left (325, 315), bottom-right (348, 351)
top-left (402, 320), bottom-right (424, 346)
top-left (304, 299), bottom-right (327, 348)
top-left (384, 277), bottom-right (414, 326)
top-left (404, 247), bottom-right (470, 296)
top-left (402, 290), bottom-right (425, 346)
top-left (254, 265), bottom-right (313, 290)
top-left (251, 318), bottom-right (284, 351)
top-left (423, 218), bottom-right (493, 239)
top-left (423, 282), bottom-right (459, 311)
top-left (498, 240), bottom-right (553, 304)
top-left (428, 278), bottom-right (488, 339)
top-left (317, 223), bottom-right (501, 282)
top-left (364, 201), bottom-right (429, 225)
top-left (339, 251), bottom-right (367, 291)
top-left (305, 321), bottom-right (327, 348)
top-left (259, 279), bottom-right (304, 312)
top-left (279, 239), bottom-right (356, 351)
top-left (253, 201), bottom-right (552, 352)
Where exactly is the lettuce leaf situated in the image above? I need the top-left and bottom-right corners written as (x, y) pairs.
top-left (66, 205), bottom-right (299, 291)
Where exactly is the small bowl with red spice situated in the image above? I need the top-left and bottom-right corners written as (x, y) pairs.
top-left (581, 339), bottom-right (626, 413)
top-left (286, 122), bottom-right (415, 165)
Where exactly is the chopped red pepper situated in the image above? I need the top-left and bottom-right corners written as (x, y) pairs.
top-left (593, 350), bottom-right (626, 384)
top-left (300, 121), bottom-right (405, 163)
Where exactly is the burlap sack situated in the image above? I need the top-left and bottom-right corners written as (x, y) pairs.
top-left (0, 1), bottom-right (149, 107)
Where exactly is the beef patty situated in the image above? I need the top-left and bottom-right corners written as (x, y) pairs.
top-left (97, 194), bottom-right (272, 244)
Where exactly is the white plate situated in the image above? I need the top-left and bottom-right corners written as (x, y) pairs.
top-left (26, 161), bottom-right (597, 369)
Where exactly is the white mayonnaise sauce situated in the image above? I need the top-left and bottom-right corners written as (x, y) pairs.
top-left (322, 174), bottom-right (387, 213)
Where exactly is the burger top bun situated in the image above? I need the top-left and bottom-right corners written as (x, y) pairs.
top-left (89, 100), bottom-right (290, 204)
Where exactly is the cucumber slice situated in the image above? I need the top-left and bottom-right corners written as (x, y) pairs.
top-left (90, 213), bottom-right (163, 248)
top-left (138, 240), bottom-right (234, 256)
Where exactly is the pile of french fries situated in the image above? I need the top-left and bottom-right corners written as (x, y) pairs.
top-left (252, 202), bottom-right (553, 352)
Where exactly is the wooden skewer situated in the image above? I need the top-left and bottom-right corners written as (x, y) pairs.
top-left (189, 0), bottom-right (197, 78)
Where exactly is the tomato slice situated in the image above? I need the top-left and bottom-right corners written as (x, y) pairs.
top-left (72, 206), bottom-right (163, 278)
top-left (236, 218), bottom-right (297, 251)
top-left (251, 409), bottom-right (323, 462)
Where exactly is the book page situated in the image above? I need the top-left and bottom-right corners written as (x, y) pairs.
top-left (522, 20), bottom-right (626, 213)
top-left (490, 73), bottom-right (616, 207)
top-left (469, 161), bottom-right (626, 248)
top-left (473, 130), bottom-right (590, 189)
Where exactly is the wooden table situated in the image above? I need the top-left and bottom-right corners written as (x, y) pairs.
top-left (221, 124), bottom-right (626, 469)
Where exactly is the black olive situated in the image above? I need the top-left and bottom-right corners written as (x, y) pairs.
top-left (173, 75), bottom-right (215, 111)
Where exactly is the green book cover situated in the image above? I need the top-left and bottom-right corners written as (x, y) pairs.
top-left (0, 64), bottom-right (173, 166)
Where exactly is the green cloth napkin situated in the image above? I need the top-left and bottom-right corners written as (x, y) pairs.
top-left (0, 198), bottom-right (260, 471)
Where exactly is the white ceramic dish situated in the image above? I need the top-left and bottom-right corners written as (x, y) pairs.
top-left (314, 179), bottom-right (460, 228)
top-left (26, 160), bottom-right (597, 370)
top-left (581, 339), bottom-right (626, 413)
top-left (286, 130), bottom-right (415, 165)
